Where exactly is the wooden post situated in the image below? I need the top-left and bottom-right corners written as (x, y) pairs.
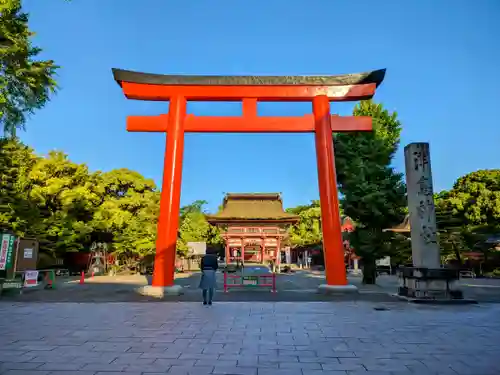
top-left (275, 237), bottom-right (281, 274)
top-left (313, 95), bottom-right (348, 286)
top-left (277, 244), bottom-right (281, 273)
top-left (241, 238), bottom-right (245, 264)
top-left (223, 271), bottom-right (228, 293)
top-left (151, 96), bottom-right (186, 287)
top-left (261, 237), bottom-right (266, 264)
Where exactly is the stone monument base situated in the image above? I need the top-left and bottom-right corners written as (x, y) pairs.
top-left (136, 285), bottom-right (184, 298)
top-left (397, 267), bottom-right (475, 303)
top-left (317, 284), bottom-right (358, 294)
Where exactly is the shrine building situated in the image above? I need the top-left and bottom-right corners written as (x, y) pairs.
top-left (206, 193), bottom-right (299, 264)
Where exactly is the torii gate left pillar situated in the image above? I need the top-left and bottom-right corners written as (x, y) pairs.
top-left (113, 68), bottom-right (386, 295)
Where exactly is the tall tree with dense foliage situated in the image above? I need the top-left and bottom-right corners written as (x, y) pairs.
top-left (0, 137), bottom-right (39, 234)
top-left (24, 151), bottom-right (100, 256)
top-left (435, 170), bottom-right (500, 265)
top-left (335, 101), bottom-right (407, 283)
top-left (0, 0), bottom-right (59, 136)
top-left (91, 169), bottom-right (160, 261)
top-left (444, 170), bottom-right (500, 226)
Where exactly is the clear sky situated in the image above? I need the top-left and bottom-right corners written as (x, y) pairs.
top-left (21, 0), bottom-right (500, 212)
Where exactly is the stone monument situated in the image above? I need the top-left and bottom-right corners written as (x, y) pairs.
top-left (399, 143), bottom-right (465, 301)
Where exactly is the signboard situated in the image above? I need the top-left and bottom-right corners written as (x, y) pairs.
top-left (376, 256), bottom-right (391, 266)
top-left (24, 270), bottom-right (39, 287)
top-left (243, 276), bottom-right (257, 285)
top-left (0, 234), bottom-right (15, 271)
top-left (24, 248), bottom-right (33, 259)
top-left (6, 235), bottom-right (14, 270)
top-left (187, 242), bottom-right (206, 255)
top-left (245, 239), bottom-right (261, 245)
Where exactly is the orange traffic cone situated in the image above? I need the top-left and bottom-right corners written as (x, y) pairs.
top-left (79, 271), bottom-right (85, 284)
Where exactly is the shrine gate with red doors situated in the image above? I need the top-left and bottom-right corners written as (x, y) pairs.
top-left (206, 193), bottom-right (299, 265)
top-left (112, 68), bottom-right (385, 291)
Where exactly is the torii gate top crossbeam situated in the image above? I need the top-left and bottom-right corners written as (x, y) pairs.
top-left (112, 68), bottom-right (385, 102)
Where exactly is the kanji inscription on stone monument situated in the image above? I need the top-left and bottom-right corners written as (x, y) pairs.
top-left (404, 142), bottom-right (440, 268)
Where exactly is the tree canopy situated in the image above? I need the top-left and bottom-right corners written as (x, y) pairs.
top-left (0, 138), bottom-right (224, 265)
top-left (0, 140), bottom-right (159, 260)
top-left (177, 200), bottom-right (223, 256)
top-left (334, 100), bottom-right (407, 283)
top-left (0, 0), bottom-right (58, 136)
top-left (286, 200), bottom-right (322, 248)
top-left (435, 169), bottom-right (500, 267)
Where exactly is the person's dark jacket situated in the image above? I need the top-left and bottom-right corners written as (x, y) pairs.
top-left (201, 254), bottom-right (218, 271)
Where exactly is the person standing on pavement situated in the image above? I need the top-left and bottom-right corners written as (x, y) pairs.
top-left (199, 251), bottom-right (218, 306)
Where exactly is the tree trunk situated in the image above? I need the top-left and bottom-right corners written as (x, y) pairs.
top-left (452, 241), bottom-right (462, 265)
top-left (362, 258), bottom-right (377, 284)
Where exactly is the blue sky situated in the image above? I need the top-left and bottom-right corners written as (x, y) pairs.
top-left (21, 0), bottom-right (500, 212)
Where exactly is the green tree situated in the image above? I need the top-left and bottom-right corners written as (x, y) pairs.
top-left (447, 170), bottom-right (500, 226)
top-left (23, 151), bottom-right (99, 256)
top-left (0, 137), bottom-right (39, 234)
top-left (0, 138), bottom-right (225, 266)
top-left (335, 100), bottom-right (407, 284)
top-left (435, 170), bottom-right (500, 267)
top-left (287, 200), bottom-right (322, 248)
top-left (90, 168), bottom-right (160, 264)
top-left (435, 191), bottom-right (467, 264)
top-left (0, 0), bottom-right (58, 136)
top-left (177, 200), bottom-right (223, 257)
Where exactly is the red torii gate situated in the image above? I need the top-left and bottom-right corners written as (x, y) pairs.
top-left (112, 68), bottom-right (385, 292)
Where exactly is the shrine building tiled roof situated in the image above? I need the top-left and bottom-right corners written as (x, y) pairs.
top-left (206, 193), bottom-right (299, 224)
top-left (383, 214), bottom-right (411, 233)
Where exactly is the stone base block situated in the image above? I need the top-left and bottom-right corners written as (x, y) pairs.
top-left (397, 267), bottom-right (468, 302)
top-left (317, 284), bottom-right (358, 294)
top-left (136, 285), bottom-right (183, 298)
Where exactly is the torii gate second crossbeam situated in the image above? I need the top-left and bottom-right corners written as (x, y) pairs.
top-left (112, 68), bottom-right (386, 293)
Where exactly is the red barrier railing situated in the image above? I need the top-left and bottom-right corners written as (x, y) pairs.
top-left (224, 272), bottom-right (276, 293)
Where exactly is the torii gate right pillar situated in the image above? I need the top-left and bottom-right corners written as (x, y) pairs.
top-left (314, 96), bottom-right (349, 287)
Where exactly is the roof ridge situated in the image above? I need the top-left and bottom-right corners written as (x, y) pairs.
top-left (225, 192), bottom-right (281, 196)
top-left (208, 193), bottom-right (299, 223)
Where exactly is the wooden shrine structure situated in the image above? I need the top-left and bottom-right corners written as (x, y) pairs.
top-left (206, 193), bottom-right (299, 264)
top-left (112, 67), bottom-right (385, 291)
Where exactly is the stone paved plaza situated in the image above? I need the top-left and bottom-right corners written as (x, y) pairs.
top-left (0, 302), bottom-right (499, 375)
